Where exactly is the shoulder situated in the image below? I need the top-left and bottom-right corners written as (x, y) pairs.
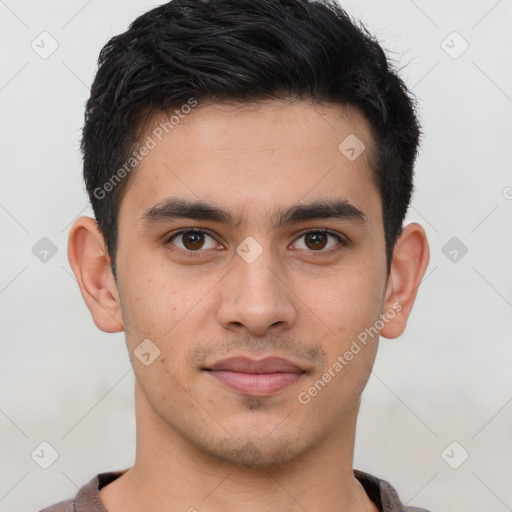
top-left (354, 469), bottom-right (432, 512)
top-left (37, 469), bottom-right (128, 512)
top-left (38, 497), bottom-right (75, 512)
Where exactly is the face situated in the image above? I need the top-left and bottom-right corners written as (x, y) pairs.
top-left (114, 100), bottom-right (389, 468)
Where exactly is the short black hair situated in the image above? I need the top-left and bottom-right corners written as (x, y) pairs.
top-left (81, 0), bottom-right (421, 280)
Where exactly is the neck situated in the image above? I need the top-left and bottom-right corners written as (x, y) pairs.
top-left (99, 382), bottom-right (377, 512)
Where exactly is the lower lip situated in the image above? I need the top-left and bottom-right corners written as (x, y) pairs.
top-left (206, 370), bottom-right (304, 396)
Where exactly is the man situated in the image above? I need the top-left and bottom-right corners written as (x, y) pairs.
top-left (40, 0), bottom-right (430, 510)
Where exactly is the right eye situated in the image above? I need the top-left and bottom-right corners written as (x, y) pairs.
top-left (165, 228), bottom-right (223, 253)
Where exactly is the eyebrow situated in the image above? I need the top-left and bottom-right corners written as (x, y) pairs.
top-left (139, 197), bottom-right (367, 228)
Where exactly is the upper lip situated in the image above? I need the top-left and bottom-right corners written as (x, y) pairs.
top-left (205, 356), bottom-right (305, 374)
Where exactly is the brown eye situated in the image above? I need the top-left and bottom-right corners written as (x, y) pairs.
top-left (168, 230), bottom-right (218, 251)
top-left (294, 230), bottom-right (344, 252)
top-left (304, 232), bottom-right (328, 250)
top-left (182, 232), bottom-right (206, 250)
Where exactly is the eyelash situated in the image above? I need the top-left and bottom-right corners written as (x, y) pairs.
top-left (164, 228), bottom-right (346, 256)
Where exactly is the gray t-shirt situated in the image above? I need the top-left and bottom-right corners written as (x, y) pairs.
top-left (38, 468), bottom-right (432, 512)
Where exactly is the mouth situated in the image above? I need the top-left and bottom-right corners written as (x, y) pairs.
top-left (203, 356), bottom-right (307, 397)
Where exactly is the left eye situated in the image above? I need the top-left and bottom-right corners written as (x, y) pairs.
top-left (293, 231), bottom-right (343, 251)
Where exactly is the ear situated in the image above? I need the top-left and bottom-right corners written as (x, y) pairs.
top-left (67, 216), bottom-right (124, 333)
top-left (380, 222), bottom-right (430, 339)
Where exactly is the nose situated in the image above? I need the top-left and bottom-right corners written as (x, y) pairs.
top-left (216, 246), bottom-right (297, 337)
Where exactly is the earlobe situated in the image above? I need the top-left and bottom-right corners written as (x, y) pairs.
top-left (380, 222), bottom-right (430, 339)
top-left (67, 216), bottom-right (124, 333)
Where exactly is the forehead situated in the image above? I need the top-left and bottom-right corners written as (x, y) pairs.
top-left (118, 99), bottom-right (381, 229)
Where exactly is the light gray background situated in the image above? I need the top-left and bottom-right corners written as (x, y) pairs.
top-left (1, 1), bottom-right (511, 511)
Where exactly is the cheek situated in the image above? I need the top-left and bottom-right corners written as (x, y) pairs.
top-left (295, 270), bottom-right (384, 388)
top-left (302, 268), bottom-right (385, 330)
top-left (120, 252), bottom-right (182, 319)
top-left (119, 267), bottom-right (212, 366)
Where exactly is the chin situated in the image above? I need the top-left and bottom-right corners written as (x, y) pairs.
top-left (207, 436), bottom-right (299, 470)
